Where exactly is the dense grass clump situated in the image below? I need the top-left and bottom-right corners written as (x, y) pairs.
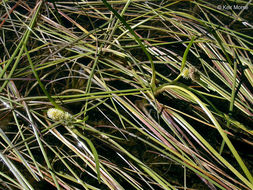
top-left (0, 0), bottom-right (253, 189)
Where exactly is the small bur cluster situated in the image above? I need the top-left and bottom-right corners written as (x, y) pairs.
top-left (47, 108), bottom-right (72, 121)
top-left (182, 66), bottom-right (200, 81)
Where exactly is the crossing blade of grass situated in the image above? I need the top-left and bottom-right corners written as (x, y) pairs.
top-left (99, 98), bottom-right (239, 189)
top-left (25, 46), bottom-right (60, 109)
top-left (42, 120), bottom-right (124, 190)
top-left (102, 0), bottom-right (156, 90)
top-left (99, 133), bottom-right (176, 190)
top-left (156, 84), bottom-right (253, 189)
top-left (11, 106), bottom-right (43, 178)
top-left (68, 127), bottom-right (101, 184)
top-left (24, 47), bottom-right (61, 189)
top-left (0, 1), bottom-right (42, 93)
top-left (0, 151), bottom-right (33, 190)
top-left (0, 170), bottom-right (20, 189)
top-left (0, 127), bottom-right (39, 181)
top-left (42, 140), bottom-right (94, 190)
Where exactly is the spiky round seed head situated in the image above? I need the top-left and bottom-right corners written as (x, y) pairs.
top-left (182, 68), bottom-right (190, 79)
top-left (47, 108), bottom-right (71, 121)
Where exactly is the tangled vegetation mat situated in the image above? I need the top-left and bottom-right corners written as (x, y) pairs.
top-left (0, 1), bottom-right (253, 189)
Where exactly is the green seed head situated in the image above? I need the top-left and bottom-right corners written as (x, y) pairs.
top-left (47, 108), bottom-right (72, 121)
top-left (182, 68), bottom-right (190, 79)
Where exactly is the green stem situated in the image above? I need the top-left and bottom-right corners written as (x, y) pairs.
top-left (102, 0), bottom-right (156, 90)
top-left (25, 46), bottom-right (60, 109)
top-left (25, 47), bottom-right (61, 189)
top-left (156, 85), bottom-right (253, 188)
top-left (0, 2), bottom-right (42, 93)
top-left (154, 37), bottom-right (195, 95)
top-left (71, 128), bottom-right (101, 183)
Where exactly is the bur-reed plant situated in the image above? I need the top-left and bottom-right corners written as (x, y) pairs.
top-left (0, 0), bottom-right (252, 189)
